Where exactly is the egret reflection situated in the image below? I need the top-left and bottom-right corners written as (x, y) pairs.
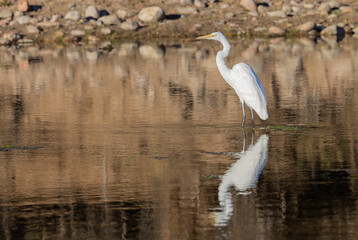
top-left (215, 132), bottom-right (269, 226)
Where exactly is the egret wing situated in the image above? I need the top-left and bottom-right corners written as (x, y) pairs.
top-left (231, 63), bottom-right (268, 120)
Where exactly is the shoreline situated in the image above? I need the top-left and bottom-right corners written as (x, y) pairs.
top-left (0, 0), bottom-right (357, 48)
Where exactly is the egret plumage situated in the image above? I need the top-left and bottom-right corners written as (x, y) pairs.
top-left (196, 32), bottom-right (268, 128)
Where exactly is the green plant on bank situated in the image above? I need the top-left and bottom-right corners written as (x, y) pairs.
top-left (105, 30), bottom-right (118, 41)
top-left (55, 35), bottom-right (64, 45)
top-left (0, 1), bottom-right (11, 7)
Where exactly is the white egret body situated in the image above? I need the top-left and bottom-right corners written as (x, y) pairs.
top-left (196, 32), bottom-right (268, 127)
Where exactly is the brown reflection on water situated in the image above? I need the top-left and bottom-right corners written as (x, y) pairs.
top-left (1, 37), bottom-right (358, 239)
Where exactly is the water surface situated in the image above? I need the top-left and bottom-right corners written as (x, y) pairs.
top-left (1, 37), bottom-right (358, 239)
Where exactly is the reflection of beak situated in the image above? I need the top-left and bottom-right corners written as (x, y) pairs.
top-left (196, 34), bottom-right (215, 39)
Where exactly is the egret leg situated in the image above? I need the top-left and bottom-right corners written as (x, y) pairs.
top-left (242, 128), bottom-right (246, 152)
top-left (251, 130), bottom-right (255, 146)
top-left (241, 102), bottom-right (246, 128)
top-left (250, 108), bottom-right (255, 129)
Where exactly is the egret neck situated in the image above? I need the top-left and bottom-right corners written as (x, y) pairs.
top-left (216, 35), bottom-right (231, 79)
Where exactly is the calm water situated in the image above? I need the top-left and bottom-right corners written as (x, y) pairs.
top-left (1, 37), bottom-right (358, 239)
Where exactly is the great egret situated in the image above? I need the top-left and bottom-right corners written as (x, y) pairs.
top-left (196, 32), bottom-right (268, 128)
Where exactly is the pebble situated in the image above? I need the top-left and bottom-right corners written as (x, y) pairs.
top-left (18, 0), bottom-right (29, 12)
top-left (85, 6), bottom-right (99, 19)
top-left (70, 29), bottom-right (86, 37)
top-left (297, 21), bottom-right (316, 32)
top-left (257, 5), bottom-right (268, 13)
top-left (267, 10), bottom-right (286, 18)
top-left (176, 7), bottom-right (198, 15)
top-left (26, 25), bottom-right (40, 34)
top-left (3, 32), bottom-right (21, 42)
top-left (14, 11), bottom-right (24, 18)
top-left (303, 3), bottom-right (314, 9)
top-left (328, 1), bottom-right (340, 9)
top-left (98, 15), bottom-right (121, 25)
top-left (179, 0), bottom-right (194, 5)
top-left (64, 11), bottom-right (81, 21)
top-left (116, 8), bottom-right (136, 19)
top-left (120, 20), bottom-right (139, 31)
top-left (194, 0), bottom-right (207, 8)
top-left (138, 6), bottom-right (165, 22)
top-left (100, 27), bottom-right (112, 35)
top-left (321, 25), bottom-right (344, 35)
top-left (240, 0), bottom-right (257, 12)
top-left (254, 27), bottom-right (266, 33)
top-left (0, 9), bottom-right (13, 19)
top-left (339, 6), bottom-right (356, 14)
top-left (318, 3), bottom-right (331, 15)
top-left (0, 38), bottom-right (11, 45)
top-left (268, 26), bottom-right (285, 36)
top-left (16, 15), bottom-right (31, 25)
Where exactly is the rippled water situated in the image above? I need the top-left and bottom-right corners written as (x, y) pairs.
top-left (1, 37), bottom-right (358, 239)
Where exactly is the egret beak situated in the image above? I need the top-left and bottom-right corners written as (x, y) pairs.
top-left (196, 33), bottom-right (216, 40)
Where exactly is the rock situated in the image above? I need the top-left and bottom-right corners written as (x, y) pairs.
top-left (64, 11), bottom-right (81, 21)
top-left (267, 10), bottom-right (286, 18)
top-left (303, 3), bottom-right (314, 9)
top-left (297, 21), bottom-right (316, 32)
top-left (18, 0), bottom-right (29, 12)
top-left (16, 15), bottom-right (31, 25)
top-left (37, 21), bottom-right (59, 27)
top-left (240, 0), bottom-right (257, 12)
top-left (353, 27), bottom-right (358, 34)
top-left (26, 25), bottom-right (40, 34)
top-left (268, 26), bottom-right (285, 36)
top-left (14, 11), bottom-right (24, 18)
top-left (85, 6), bottom-right (99, 19)
top-left (257, 5), bottom-right (268, 13)
top-left (3, 32), bottom-right (21, 42)
top-left (194, 0), bottom-right (207, 8)
top-left (318, 3), bottom-right (331, 15)
top-left (339, 6), bottom-right (356, 14)
top-left (50, 15), bottom-right (60, 23)
top-left (138, 6), bottom-right (165, 22)
top-left (254, 27), bottom-right (267, 33)
top-left (98, 15), bottom-right (121, 25)
top-left (116, 8), bottom-right (136, 19)
top-left (0, 9), bottom-right (13, 19)
top-left (0, 39), bottom-right (11, 45)
top-left (176, 7), bottom-right (198, 15)
top-left (70, 29), bottom-right (86, 37)
top-left (120, 20), bottom-right (139, 31)
top-left (179, 0), bottom-right (194, 5)
top-left (321, 25), bottom-right (345, 35)
top-left (100, 27), bottom-right (112, 35)
top-left (328, 1), bottom-right (340, 9)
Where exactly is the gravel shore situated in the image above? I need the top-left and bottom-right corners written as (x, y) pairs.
top-left (0, 0), bottom-right (357, 47)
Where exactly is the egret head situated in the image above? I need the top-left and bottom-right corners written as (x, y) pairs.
top-left (196, 32), bottom-right (225, 41)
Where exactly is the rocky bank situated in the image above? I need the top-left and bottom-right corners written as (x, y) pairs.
top-left (0, 0), bottom-right (358, 47)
